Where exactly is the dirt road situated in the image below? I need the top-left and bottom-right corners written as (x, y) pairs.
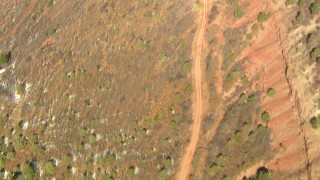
top-left (176, 0), bottom-right (208, 179)
top-left (0, 0), bottom-right (38, 42)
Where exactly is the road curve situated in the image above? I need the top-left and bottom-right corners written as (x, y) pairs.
top-left (176, 0), bottom-right (208, 179)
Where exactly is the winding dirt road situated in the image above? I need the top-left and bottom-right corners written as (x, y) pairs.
top-left (176, 0), bottom-right (208, 179)
top-left (0, 0), bottom-right (38, 42)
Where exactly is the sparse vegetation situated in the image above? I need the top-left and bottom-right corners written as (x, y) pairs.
top-left (46, 27), bottom-right (57, 36)
top-left (261, 111), bottom-right (270, 123)
top-left (44, 161), bottom-right (55, 176)
top-left (226, 70), bottom-right (240, 83)
top-left (310, 47), bottom-right (320, 60)
top-left (248, 94), bottom-right (256, 104)
top-left (239, 93), bottom-right (248, 104)
top-left (310, 117), bottom-right (319, 129)
top-left (310, 1), bottom-right (320, 15)
top-left (46, 0), bottom-right (54, 7)
top-left (286, 0), bottom-right (295, 6)
top-left (194, 2), bottom-right (203, 11)
top-left (208, 163), bottom-right (220, 176)
top-left (292, 11), bottom-right (304, 25)
top-left (0, 52), bottom-right (8, 66)
top-left (181, 61), bottom-right (192, 74)
top-left (298, 0), bottom-right (305, 6)
top-left (16, 83), bottom-right (26, 95)
top-left (235, 131), bottom-right (243, 143)
top-left (233, 7), bottom-right (244, 18)
top-left (257, 12), bottom-right (271, 22)
top-left (267, 88), bottom-right (276, 97)
top-left (230, 0), bottom-right (244, 18)
top-left (257, 171), bottom-right (271, 180)
top-left (252, 23), bottom-right (259, 32)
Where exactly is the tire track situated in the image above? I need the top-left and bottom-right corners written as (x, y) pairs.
top-left (176, 0), bottom-right (208, 179)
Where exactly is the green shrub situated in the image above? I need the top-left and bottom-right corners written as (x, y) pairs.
top-left (292, 11), bottom-right (304, 25)
top-left (239, 93), bottom-right (248, 104)
top-left (258, 171), bottom-right (271, 180)
top-left (31, 144), bottom-right (45, 157)
top-left (226, 70), bottom-right (240, 83)
top-left (226, 138), bottom-right (233, 149)
top-left (6, 151), bottom-right (15, 160)
top-left (246, 33), bottom-right (253, 40)
top-left (248, 94), bottom-right (256, 104)
top-left (208, 163), bottom-right (219, 176)
top-left (64, 154), bottom-right (73, 165)
top-left (174, 93), bottom-right (182, 104)
top-left (127, 166), bottom-right (135, 177)
top-left (181, 61), bottom-right (191, 74)
top-left (235, 131), bottom-right (243, 143)
top-left (1, 113), bottom-right (9, 121)
top-left (88, 134), bottom-right (97, 144)
top-left (257, 124), bottom-right (265, 132)
top-left (17, 83), bottom-right (26, 95)
top-left (185, 84), bottom-right (193, 94)
top-left (257, 12), bottom-right (271, 22)
top-left (46, 0), bottom-right (54, 7)
top-left (248, 131), bottom-right (256, 142)
top-left (310, 117), bottom-right (319, 129)
top-left (0, 52), bottom-right (8, 66)
top-left (225, 50), bottom-right (235, 61)
top-left (217, 154), bottom-right (226, 165)
top-left (13, 134), bottom-right (27, 151)
top-left (285, 0), bottom-right (295, 5)
top-left (164, 157), bottom-right (172, 168)
top-left (46, 27), bottom-right (57, 36)
top-left (44, 161), bottom-right (55, 176)
top-left (261, 111), bottom-right (270, 122)
top-left (21, 162), bottom-right (38, 179)
top-left (144, 11), bottom-right (152, 17)
top-left (298, 0), bottom-right (305, 6)
top-left (157, 169), bottom-right (168, 180)
top-left (242, 123), bottom-right (249, 131)
top-left (194, 2), bottom-right (203, 11)
top-left (306, 33), bottom-right (320, 45)
top-left (88, 3), bottom-right (96, 11)
top-left (252, 23), bottom-right (259, 32)
top-left (234, 7), bottom-right (243, 18)
top-left (231, 0), bottom-right (239, 6)
top-left (267, 88), bottom-right (276, 97)
top-left (310, 47), bottom-right (320, 59)
top-left (310, 1), bottom-right (320, 15)
top-left (0, 156), bottom-right (6, 169)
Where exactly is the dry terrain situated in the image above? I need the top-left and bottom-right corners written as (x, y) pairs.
top-left (1, 0), bottom-right (320, 179)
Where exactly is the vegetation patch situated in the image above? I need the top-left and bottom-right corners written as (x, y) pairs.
top-left (257, 12), bottom-right (271, 22)
top-left (0, 52), bottom-right (9, 66)
top-left (267, 88), bottom-right (276, 97)
top-left (310, 117), bottom-right (319, 129)
top-left (261, 111), bottom-right (270, 123)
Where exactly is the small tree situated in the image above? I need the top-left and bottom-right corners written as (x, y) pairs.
top-left (208, 163), bottom-right (219, 176)
top-left (310, 47), bottom-right (320, 59)
top-left (257, 167), bottom-right (271, 180)
top-left (261, 111), bottom-right (270, 122)
top-left (257, 12), bottom-right (271, 22)
top-left (267, 88), bottom-right (276, 97)
top-left (310, 117), bottom-right (319, 129)
top-left (258, 171), bottom-right (271, 180)
top-left (43, 161), bottom-right (55, 176)
top-left (0, 52), bottom-right (8, 66)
